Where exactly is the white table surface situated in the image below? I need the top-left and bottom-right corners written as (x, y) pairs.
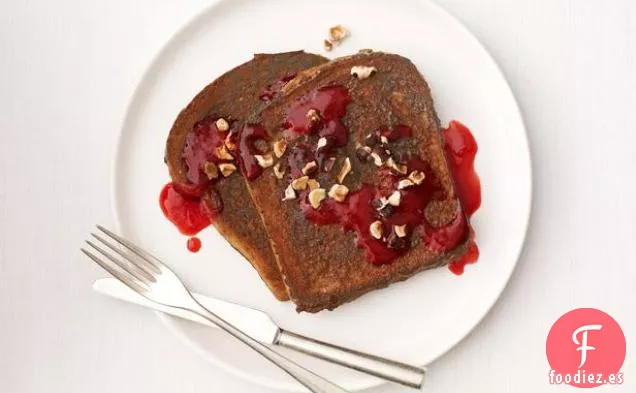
top-left (1, 0), bottom-right (635, 392)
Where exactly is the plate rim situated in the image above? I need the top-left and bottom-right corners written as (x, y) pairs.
top-left (110, 0), bottom-right (533, 391)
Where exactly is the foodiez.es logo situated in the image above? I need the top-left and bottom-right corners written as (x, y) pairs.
top-left (546, 308), bottom-right (626, 387)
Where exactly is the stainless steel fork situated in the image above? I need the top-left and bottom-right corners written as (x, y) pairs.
top-left (82, 225), bottom-right (350, 393)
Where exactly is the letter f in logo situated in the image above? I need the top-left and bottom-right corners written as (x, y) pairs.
top-left (572, 324), bottom-right (603, 368)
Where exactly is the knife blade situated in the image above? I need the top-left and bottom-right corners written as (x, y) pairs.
top-left (92, 278), bottom-right (279, 343)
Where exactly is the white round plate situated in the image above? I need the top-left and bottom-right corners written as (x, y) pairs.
top-left (113, 0), bottom-right (531, 391)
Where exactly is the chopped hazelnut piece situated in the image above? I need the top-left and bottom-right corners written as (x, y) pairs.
top-left (369, 221), bottom-right (384, 240)
top-left (219, 163), bottom-right (237, 177)
top-left (324, 39), bottom-right (333, 52)
top-left (216, 145), bottom-right (234, 161)
top-left (306, 109), bottom-right (321, 124)
top-left (317, 137), bottom-right (328, 150)
top-left (283, 184), bottom-right (296, 200)
top-left (273, 162), bottom-right (285, 179)
top-left (273, 139), bottom-right (287, 158)
top-left (255, 154), bottom-right (274, 168)
top-left (386, 157), bottom-right (408, 174)
top-left (225, 140), bottom-right (238, 152)
top-left (329, 25), bottom-right (349, 42)
top-left (215, 118), bottom-right (229, 132)
top-left (370, 152), bottom-right (383, 167)
top-left (307, 179), bottom-right (320, 190)
top-left (395, 224), bottom-right (408, 238)
top-left (302, 161), bottom-right (318, 176)
top-left (380, 135), bottom-right (389, 145)
top-left (388, 191), bottom-right (401, 206)
top-left (337, 157), bottom-right (352, 183)
top-left (397, 161), bottom-right (408, 175)
top-left (308, 188), bottom-right (327, 209)
top-left (291, 176), bottom-right (309, 191)
top-left (408, 170), bottom-right (426, 185)
top-left (351, 66), bottom-right (377, 80)
top-left (224, 131), bottom-right (237, 151)
top-left (328, 184), bottom-right (349, 202)
top-left (203, 162), bottom-right (218, 180)
top-left (397, 179), bottom-right (414, 190)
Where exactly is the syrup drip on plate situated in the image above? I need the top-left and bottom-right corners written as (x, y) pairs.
top-left (442, 120), bottom-right (481, 275)
top-left (186, 237), bottom-right (202, 253)
top-left (159, 183), bottom-right (212, 236)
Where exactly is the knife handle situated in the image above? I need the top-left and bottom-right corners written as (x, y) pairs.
top-left (275, 329), bottom-right (426, 390)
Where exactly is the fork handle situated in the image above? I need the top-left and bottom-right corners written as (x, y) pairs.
top-left (187, 301), bottom-right (350, 393)
top-left (275, 330), bottom-right (426, 389)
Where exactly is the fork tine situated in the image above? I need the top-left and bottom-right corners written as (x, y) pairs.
top-left (86, 240), bottom-right (151, 286)
top-left (81, 248), bottom-right (147, 294)
top-left (96, 225), bottom-right (162, 274)
top-left (90, 233), bottom-right (156, 283)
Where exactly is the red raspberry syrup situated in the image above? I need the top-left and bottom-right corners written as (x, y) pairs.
top-left (186, 237), bottom-right (202, 253)
top-left (299, 119), bottom-right (481, 271)
top-left (160, 109), bottom-right (270, 251)
top-left (159, 76), bottom-right (480, 273)
top-left (159, 183), bottom-right (211, 236)
top-left (283, 85), bottom-right (351, 146)
top-left (442, 120), bottom-right (481, 275)
top-left (282, 84), bottom-right (481, 270)
top-left (159, 115), bottom-right (232, 251)
top-left (300, 159), bottom-right (457, 265)
top-left (238, 124), bottom-right (270, 180)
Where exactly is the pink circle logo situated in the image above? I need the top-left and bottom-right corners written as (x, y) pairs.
top-left (546, 308), bottom-right (626, 387)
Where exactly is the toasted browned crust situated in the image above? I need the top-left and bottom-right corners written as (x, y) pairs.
top-left (245, 51), bottom-right (470, 312)
top-left (165, 51), bottom-right (327, 300)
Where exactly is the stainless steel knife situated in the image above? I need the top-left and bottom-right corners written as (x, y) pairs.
top-left (93, 278), bottom-right (426, 390)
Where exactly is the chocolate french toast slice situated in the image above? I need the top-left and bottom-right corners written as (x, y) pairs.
top-left (165, 51), bottom-right (327, 300)
top-left (243, 51), bottom-right (472, 312)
